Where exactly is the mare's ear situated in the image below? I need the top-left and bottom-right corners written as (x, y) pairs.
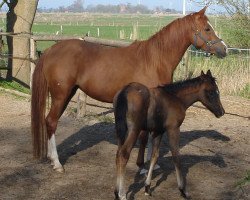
top-left (198, 6), bottom-right (208, 16)
top-left (206, 69), bottom-right (212, 77)
top-left (201, 70), bottom-right (205, 76)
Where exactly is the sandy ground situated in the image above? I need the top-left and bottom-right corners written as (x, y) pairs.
top-left (0, 90), bottom-right (249, 200)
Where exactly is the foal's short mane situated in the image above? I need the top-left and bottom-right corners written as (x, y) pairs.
top-left (160, 75), bottom-right (216, 95)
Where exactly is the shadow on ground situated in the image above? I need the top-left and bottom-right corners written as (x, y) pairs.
top-left (57, 121), bottom-right (230, 199)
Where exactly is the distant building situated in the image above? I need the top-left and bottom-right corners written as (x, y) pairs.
top-left (119, 4), bottom-right (127, 13)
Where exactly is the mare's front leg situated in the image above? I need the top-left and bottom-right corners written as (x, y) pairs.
top-left (115, 130), bottom-right (140, 200)
top-left (144, 133), bottom-right (163, 196)
top-left (168, 127), bottom-right (190, 199)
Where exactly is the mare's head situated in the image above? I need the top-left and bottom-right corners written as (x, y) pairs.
top-left (188, 7), bottom-right (227, 58)
top-left (199, 70), bottom-right (225, 118)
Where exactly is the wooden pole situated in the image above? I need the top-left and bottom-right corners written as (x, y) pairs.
top-left (77, 91), bottom-right (87, 118)
top-left (30, 38), bottom-right (36, 88)
top-left (183, 47), bottom-right (190, 79)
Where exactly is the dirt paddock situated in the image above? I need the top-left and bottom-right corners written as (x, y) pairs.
top-left (0, 90), bottom-right (249, 200)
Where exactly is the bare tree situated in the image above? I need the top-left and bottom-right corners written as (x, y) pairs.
top-left (2, 0), bottom-right (38, 85)
top-left (190, 0), bottom-right (249, 16)
top-left (191, 0), bottom-right (250, 47)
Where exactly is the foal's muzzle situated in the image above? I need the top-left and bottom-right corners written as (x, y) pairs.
top-left (214, 106), bottom-right (225, 118)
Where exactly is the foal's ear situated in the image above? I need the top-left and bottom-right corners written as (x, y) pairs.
top-left (201, 70), bottom-right (205, 76)
top-left (206, 69), bottom-right (212, 77)
top-left (198, 6), bottom-right (208, 16)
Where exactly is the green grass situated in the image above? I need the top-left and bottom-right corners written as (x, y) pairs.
top-left (236, 170), bottom-right (250, 187)
top-left (237, 83), bottom-right (250, 99)
top-left (0, 13), bottom-right (249, 99)
top-left (173, 53), bottom-right (250, 98)
top-left (0, 80), bottom-right (30, 94)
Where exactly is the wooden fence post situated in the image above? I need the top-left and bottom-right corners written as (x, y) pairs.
top-left (30, 37), bottom-right (36, 88)
top-left (77, 91), bottom-right (87, 118)
top-left (183, 47), bottom-right (190, 79)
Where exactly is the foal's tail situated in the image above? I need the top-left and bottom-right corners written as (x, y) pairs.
top-left (31, 55), bottom-right (48, 159)
top-left (114, 88), bottom-right (129, 145)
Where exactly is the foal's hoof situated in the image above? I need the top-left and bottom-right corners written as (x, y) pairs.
top-left (114, 190), bottom-right (127, 200)
top-left (179, 189), bottom-right (191, 200)
top-left (53, 166), bottom-right (65, 173)
top-left (114, 190), bottom-right (119, 200)
top-left (145, 184), bottom-right (151, 196)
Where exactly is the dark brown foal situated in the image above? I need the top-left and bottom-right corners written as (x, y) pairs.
top-left (114, 70), bottom-right (225, 200)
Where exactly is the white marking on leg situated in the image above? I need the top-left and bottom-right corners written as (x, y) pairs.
top-left (146, 133), bottom-right (161, 171)
top-left (175, 166), bottom-right (184, 188)
top-left (145, 161), bottom-right (154, 186)
top-left (47, 138), bottom-right (52, 160)
top-left (117, 174), bottom-right (126, 200)
top-left (49, 134), bottom-right (64, 173)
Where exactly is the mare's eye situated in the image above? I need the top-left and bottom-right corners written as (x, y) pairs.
top-left (205, 28), bottom-right (210, 32)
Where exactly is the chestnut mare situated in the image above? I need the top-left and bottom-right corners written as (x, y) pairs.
top-left (113, 70), bottom-right (225, 200)
top-left (31, 7), bottom-right (227, 173)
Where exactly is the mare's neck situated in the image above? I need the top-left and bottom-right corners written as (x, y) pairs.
top-left (149, 16), bottom-right (192, 71)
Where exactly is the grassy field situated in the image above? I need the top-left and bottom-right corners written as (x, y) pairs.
top-left (0, 13), bottom-right (249, 98)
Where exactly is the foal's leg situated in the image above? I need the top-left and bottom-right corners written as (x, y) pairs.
top-left (168, 127), bottom-right (189, 198)
top-left (146, 133), bottom-right (161, 171)
top-left (46, 86), bottom-right (77, 173)
top-left (136, 131), bottom-right (148, 169)
top-left (115, 130), bottom-right (139, 200)
top-left (144, 134), bottom-right (163, 195)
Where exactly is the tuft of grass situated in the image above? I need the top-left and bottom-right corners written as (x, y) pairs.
top-left (236, 171), bottom-right (250, 187)
top-left (97, 115), bottom-right (114, 124)
top-left (0, 80), bottom-right (30, 94)
top-left (237, 83), bottom-right (250, 99)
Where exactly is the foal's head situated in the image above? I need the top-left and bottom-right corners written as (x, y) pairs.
top-left (199, 70), bottom-right (225, 118)
top-left (188, 7), bottom-right (227, 58)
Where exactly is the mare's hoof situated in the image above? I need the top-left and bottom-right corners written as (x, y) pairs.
top-left (53, 166), bottom-right (65, 173)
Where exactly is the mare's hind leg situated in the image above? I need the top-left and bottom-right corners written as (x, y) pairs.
top-left (168, 127), bottom-right (189, 199)
top-left (46, 86), bottom-right (77, 173)
top-left (137, 132), bottom-right (161, 175)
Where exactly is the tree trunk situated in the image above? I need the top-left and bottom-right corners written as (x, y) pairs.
top-left (6, 0), bottom-right (38, 86)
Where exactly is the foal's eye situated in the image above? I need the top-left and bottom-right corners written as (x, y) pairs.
top-left (206, 90), bottom-right (217, 100)
top-left (205, 28), bottom-right (210, 32)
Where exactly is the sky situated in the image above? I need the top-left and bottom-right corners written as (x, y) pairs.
top-left (38, 0), bottom-right (222, 13)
